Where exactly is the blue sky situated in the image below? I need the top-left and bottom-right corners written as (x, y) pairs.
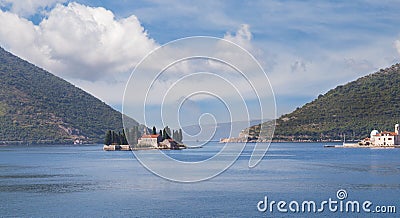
top-left (1, 0), bottom-right (400, 128)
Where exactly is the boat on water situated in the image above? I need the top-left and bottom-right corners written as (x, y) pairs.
top-left (324, 134), bottom-right (347, 148)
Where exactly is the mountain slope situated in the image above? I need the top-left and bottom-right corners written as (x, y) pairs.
top-left (0, 47), bottom-right (138, 144)
top-left (248, 63), bottom-right (400, 141)
top-left (182, 119), bottom-right (267, 141)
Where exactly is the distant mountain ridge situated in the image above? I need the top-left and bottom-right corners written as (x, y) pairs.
top-left (182, 119), bottom-right (267, 141)
top-left (246, 63), bottom-right (400, 141)
top-left (0, 47), bottom-right (138, 144)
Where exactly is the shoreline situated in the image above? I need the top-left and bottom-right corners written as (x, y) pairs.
top-left (103, 144), bottom-right (193, 151)
top-left (219, 139), bottom-right (350, 143)
top-left (324, 144), bottom-right (400, 149)
top-left (0, 141), bottom-right (359, 147)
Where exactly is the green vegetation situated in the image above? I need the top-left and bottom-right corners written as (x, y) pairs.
top-left (249, 63), bottom-right (400, 141)
top-left (105, 126), bottom-right (183, 145)
top-left (160, 126), bottom-right (183, 142)
top-left (0, 102), bottom-right (7, 117)
top-left (104, 125), bottom-right (183, 145)
top-left (104, 130), bottom-right (128, 145)
top-left (0, 47), bottom-right (138, 144)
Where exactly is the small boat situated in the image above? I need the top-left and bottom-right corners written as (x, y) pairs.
top-left (324, 134), bottom-right (345, 148)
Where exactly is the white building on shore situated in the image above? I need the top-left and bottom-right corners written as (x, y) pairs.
top-left (367, 124), bottom-right (400, 146)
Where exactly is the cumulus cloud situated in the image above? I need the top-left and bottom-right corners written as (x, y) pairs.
top-left (0, 10), bottom-right (53, 67)
top-left (0, 5), bottom-right (268, 112)
top-left (0, 0), bottom-right (66, 17)
top-left (0, 7), bottom-right (271, 121)
top-left (0, 2), bottom-right (157, 81)
top-left (224, 24), bottom-right (252, 50)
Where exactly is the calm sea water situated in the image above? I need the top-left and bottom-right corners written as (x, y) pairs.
top-left (0, 142), bottom-right (399, 217)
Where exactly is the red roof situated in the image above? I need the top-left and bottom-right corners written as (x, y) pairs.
top-left (377, 131), bottom-right (397, 136)
top-left (141, 134), bottom-right (160, 138)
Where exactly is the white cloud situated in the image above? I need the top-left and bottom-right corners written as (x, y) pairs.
top-left (118, 28), bottom-right (276, 124)
top-left (266, 38), bottom-right (399, 104)
top-left (0, 2), bottom-right (157, 81)
top-left (223, 24), bottom-right (253, 52)
top-left (0, 0), bottom-right (66, 17)
top-left (2, 0), bottom-right (400, 121)
top-left (0, 10), bottom-right (51, 67)
top-left (0, 6), bottom-right (272, 122)
top-left (224, 24), bottom-right (251, 46)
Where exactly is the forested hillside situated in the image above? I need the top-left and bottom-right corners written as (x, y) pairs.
top-left (247, 63), bottom-right (400, 141)
top-left (0, 47), bottom-right (138, 144)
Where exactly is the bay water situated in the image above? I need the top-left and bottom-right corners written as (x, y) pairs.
top-left (0, 142), bottom-right (399, 217)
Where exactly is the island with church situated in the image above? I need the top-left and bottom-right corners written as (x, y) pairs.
top-left (324, 124), bottom-right (400, 148)
top-left (103, 126), bottom-right (186, 151)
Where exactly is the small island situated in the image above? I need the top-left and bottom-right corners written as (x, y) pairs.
top-left (103, 126), bottom-right (186, 151)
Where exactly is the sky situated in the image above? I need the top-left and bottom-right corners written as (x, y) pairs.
top-left (1, 0), bottom-right (400, 128)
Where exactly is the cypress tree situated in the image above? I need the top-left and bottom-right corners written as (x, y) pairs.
top-left (121, 129), bottom-right (128, 145)
top-left (178, 129), bottom-right (183, 142)
top-left (131, 126), bottom-right (139, 145)
top-left (162, 128), bottom-right (167, 140)
top-left (111, 131), bottom-right (115, 144)
top-left (165, 126), bottom-right (171, 139)
top-left (126, 128), bottom-right (132, 144)
top-left (173, 130), bottom-right (176, 141)
top-left (152, 126), bottom-right (157, 135)
top-left (118, 131), bottom-right (123, 145)
top-left (104, 130), bottom-right (112, 145)
top-left (112, 131), bottom-right (119, 145)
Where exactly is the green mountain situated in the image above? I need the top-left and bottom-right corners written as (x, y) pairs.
top-left (0, 47), bottom-right (138, 144)
top-left (247, 63), bottom-right (400, 141)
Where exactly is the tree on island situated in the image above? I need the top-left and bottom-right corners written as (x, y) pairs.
top-left (120, 129), bottom-right (128, 145)
top-left (172, 129), bottom-right (183, 143)
top-left (162, 126), bottom-right (172, 140)
top-left (105, 126), bottom-right (183, 145)
top-left (104, 130), bottom-right (128, 145)
top-left (166, 126), bottom-right (171, 139)
top-left (178, 129), bottom-right (183, 142)
top-left (162, 128), bottom-right (167, 140)
top-left (160, 126), bottom-right (183, 142)
top-left (152, 126), bottom-right (157, 135)
top-left (104, 130), bottom-right (112, 145)
top-left (175, 129), bottom-right (183, 143)
top-left (112, 131), bottom-right (119, 145)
